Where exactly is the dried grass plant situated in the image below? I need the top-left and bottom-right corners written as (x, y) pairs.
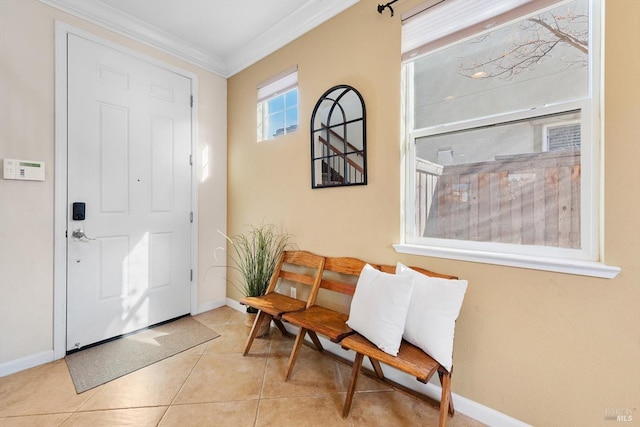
top-left (225, 224), bottom-right (292, 308)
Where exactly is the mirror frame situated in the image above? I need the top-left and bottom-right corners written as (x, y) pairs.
top-left (310, 85), bottom-right (367, 189)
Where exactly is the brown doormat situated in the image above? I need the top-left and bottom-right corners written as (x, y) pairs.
top-left (65, 316), bottom-right (219, 393)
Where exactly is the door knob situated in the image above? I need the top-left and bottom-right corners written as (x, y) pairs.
top-left (71, 229), bottom-right (95, 240)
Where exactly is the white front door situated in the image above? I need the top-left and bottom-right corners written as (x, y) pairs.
top-left (66, 34), bottom-right (192, 351)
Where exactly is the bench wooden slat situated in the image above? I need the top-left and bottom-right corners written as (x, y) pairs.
top-left (284, 250), bottom-right (330, 268)
top-left (240, 292), bottom-right (307, 317)
top-left (378, 264), bottom-right (458, 279)
top-left (282, 305), bottom-right (353, 342)
top-left (341, 333), bottom-right (440, 383)
top-left (319, 278), bottom-right (356, 295)
top-left (323, 256), bottom-right (369, 275)
top-left (279, 270), bottom-right (317, 286)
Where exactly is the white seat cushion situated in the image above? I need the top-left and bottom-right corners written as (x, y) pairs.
top-left (396, 262), bottom-right (468, 371)
top-left (347, 264), bottom-right (414, 356)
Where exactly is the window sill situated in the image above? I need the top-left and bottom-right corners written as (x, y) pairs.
top-left (393, 244), bottom-right (621, 279)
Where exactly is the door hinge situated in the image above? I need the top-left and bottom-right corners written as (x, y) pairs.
top-left (190, 269), bottom-right (193, 281)
top-left (190, 212), bottom-right (193, 223)
top-left (189, 154), bottom-right (193, 165)
top-left (190, 95), bottom-right (193, 107)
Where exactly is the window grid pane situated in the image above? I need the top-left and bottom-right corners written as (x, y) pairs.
top-left (259, 88), bottom-right (298, 140)
top-left (412, 0), bottom-right (589, 129)
top-left (406, 0), bottom-right (593, 258)
top-left (414, 112), bottom-right (581, 249)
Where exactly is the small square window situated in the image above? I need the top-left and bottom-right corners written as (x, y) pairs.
top-left (544, 121), bottom-right (581, 152)
top-left (257, 67), bottom-right (298, 141)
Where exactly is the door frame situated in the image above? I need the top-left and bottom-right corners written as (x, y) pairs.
top-left (53, 22), bottom-right (199, 360)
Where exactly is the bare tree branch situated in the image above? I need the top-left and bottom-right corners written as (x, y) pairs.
top-left (459, 10), bottom-right (589, 80)
top-left (527, 18), bottom-right (588, 54)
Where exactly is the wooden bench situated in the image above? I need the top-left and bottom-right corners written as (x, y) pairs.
top-left (341, 330), bottom-right (454, 427)
top-left (279, 257), bottom-right (458, 426)
top-left (240, 250), bottom-right (325, 356)
top-left (341, 264), bottom-right (457, 427)
top-left (280, 256), bottom-right (369, 380)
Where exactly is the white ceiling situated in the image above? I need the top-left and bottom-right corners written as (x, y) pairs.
top-left (40, 0), bottom-right (360, 77)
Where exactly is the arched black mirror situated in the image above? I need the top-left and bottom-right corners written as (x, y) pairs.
top-left (311, 85), bottom-right (366, 188)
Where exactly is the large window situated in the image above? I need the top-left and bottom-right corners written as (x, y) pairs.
top-left (398, 0), bottom-right (618, 277)
top-left (257, 67), bottom-right (298, 141)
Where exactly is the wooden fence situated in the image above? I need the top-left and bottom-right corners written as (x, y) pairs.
top-left (416, 150), bottom-right (581, 249)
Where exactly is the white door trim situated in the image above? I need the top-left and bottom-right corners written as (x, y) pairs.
top-left (53, 21), bottom-right (199, 360)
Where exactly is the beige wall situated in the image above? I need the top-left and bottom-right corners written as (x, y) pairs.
top-left (227, 0), bottom-right (640, 425)
top-left (0, 0), bottom-right (227, 366)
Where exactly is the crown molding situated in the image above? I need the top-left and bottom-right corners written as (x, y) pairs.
top-left (39, 0), bottom-right (360, 78)
top-left (40, 0), bottom-right (228, 76)
top-left (225, 0), bottom-right (360, 77)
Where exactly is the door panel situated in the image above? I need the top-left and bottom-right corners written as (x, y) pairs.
top-left (66, 34), bottom-right (192, 351)
top-left (99, 103), bottom-right (129, 213)
top-left (150, 116), bottom-right (174, 211)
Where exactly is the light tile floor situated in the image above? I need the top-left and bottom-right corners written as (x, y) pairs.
top-left (0, 307), bottom-right (485, 426)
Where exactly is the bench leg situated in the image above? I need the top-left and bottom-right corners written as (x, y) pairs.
top-left (307, 330), bottom-right (324, 352)
top-left (342, 352), bottom-right (364, 418)
top-left (273, 318), bottom-right (291, 337)
top-left (285, 327), bottom-right (307, 381)
top-left (438, 370), bottom-right (455, 416)
top-left (438, 370), bottom-right (453, 427)
top-left (369, 357), bottom-right (384, 379)
top-left (243, 311), bottom-right (270, 356)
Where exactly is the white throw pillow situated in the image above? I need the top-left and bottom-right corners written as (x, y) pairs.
top-left (396, 262), bottom-right (468, 372)
top-left (347, 264), bottom-right (414, 356)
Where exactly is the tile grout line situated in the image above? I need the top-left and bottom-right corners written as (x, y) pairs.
top-left (59, 412), bottom-right (74, 427)
top-left (155, 336), bottom-right (214, 426)
top-left (331, 355), bottom-right (357, 427)
top-left (253, 327), bottom-right (275, 427)
top-left (0, 413), bottom-right (74, 423)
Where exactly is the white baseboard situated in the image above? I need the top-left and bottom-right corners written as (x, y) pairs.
top-left (226, 298), bottom-right (245, 313)
top-left (232, 301), bottom-right (530, 427)
top-left (195, 298), bottom-right (228, 315)
top-left (448, 392), bottom-right (532, 427)
top-left (0, 350), bottom-right (55, 378)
